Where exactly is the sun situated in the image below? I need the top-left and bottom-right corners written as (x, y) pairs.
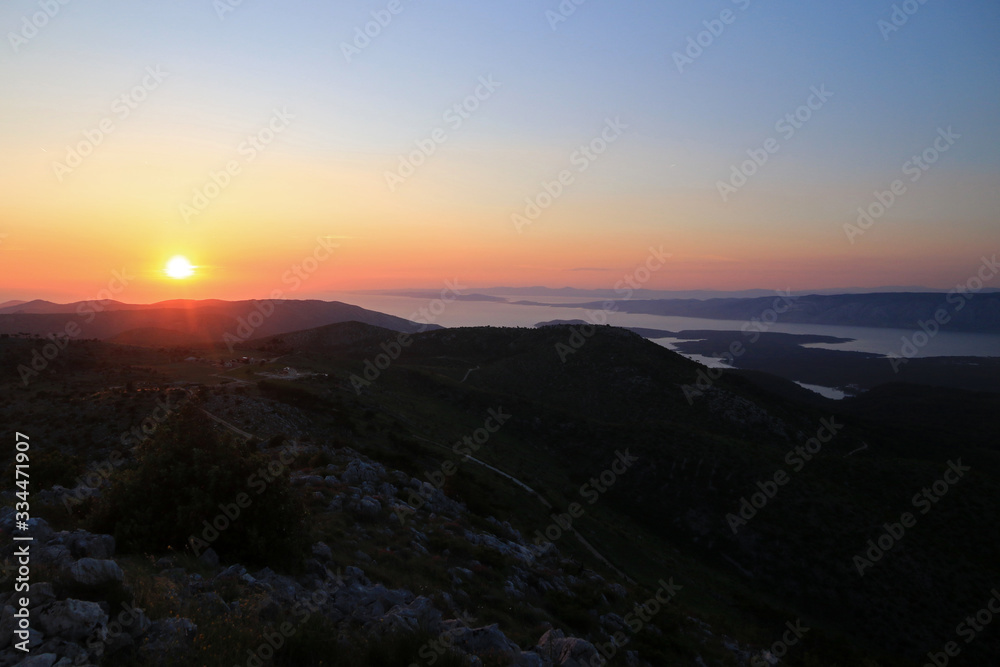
top-left (165, 255), bottom-right (195, 279)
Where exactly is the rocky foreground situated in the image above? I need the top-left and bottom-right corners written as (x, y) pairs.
top-left (1, 436), bottom-right (762, 667)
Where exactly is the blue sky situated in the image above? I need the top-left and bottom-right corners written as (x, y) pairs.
top-left (1, 0), bottom-right (998, 299)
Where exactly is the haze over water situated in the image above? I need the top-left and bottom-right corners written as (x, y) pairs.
top-left (331, 292), bottom-right (1000, 359)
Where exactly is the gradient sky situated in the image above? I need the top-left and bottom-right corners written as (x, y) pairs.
top-left (1, 0), bottom-right (998, 302)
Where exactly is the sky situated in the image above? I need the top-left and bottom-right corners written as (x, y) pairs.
top-left (1, 0), bottom-right (998, 302)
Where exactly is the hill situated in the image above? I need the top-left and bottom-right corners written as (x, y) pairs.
top-left (0, 299), bottom-right (438, 345)
top-left (667, 329), bottom-right (1000, 394)
top-left (243, 321), bottom-right (402, 355)
top-left (0, 323), bottom-right (996, 665)
top-left (237, 322), bottom-right (1000, 662)
top-left (107, 327), bottom-right (214, 348)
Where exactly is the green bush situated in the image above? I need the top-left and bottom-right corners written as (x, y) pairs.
top-left (6, 448), bottom-right (83, 489)
top-left (90, 405), bottom-right (306, 567)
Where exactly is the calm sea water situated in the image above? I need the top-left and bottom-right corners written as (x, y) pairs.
top-left (330, 293), bottom-right (1000, 359)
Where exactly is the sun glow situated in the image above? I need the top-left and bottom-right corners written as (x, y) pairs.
top-left (165, 255), bottom-right (195, 280)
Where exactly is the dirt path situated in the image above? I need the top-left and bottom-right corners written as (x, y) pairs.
top-left (197, 407), bottom-right (256, 442)
top-left (410, 434), bottom-right (636, 584)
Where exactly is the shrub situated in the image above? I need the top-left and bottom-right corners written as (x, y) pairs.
top-left (90, 405), bottom-right (306, 568)
top-left (7, 448), bottom-right (83, 489)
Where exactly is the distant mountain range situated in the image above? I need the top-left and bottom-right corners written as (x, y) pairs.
top-left (3, 292), bottom-right (998, 349)
top-left (353, 285), bottom-right (1000, 300)
top-left (345, 289), bottom-right (1000, 333)
top-left (529, 292), bottom-right (1000, 334)
top-left (0, 299), bottom-right (436, 346)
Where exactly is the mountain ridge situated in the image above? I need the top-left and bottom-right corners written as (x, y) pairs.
top-left (0, 299), bottom-right (440, 343)
top-left (528, 291), bottom-right (1000, 333)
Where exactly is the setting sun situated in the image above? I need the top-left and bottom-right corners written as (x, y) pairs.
top-left (0, 4), bottom-right (997, 665)
top-left (165, 255), bottom-right (195, 280)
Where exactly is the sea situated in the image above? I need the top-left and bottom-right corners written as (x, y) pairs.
top-left (323, 293), bottom-right (1000, 399)
top-left (332, 292), bottom-right (1000, 360)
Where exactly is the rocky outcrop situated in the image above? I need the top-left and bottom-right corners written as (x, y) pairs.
top-left (448, 622), bottom-right (522, 663)
top-left (36, 600), bottom-right (108, 644)
top-left (0, 518), bottom-right (152, 667)
top-left (67, 559), bottom-right (123, 589)
top-left (135, 618), bottom-right (197, 666)
top-left (341, 458), bottom-right (385, 485)
top-left (0, 436), bottom-right (757, 667)
top-left (536, 628), bottom-right (602, 666)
